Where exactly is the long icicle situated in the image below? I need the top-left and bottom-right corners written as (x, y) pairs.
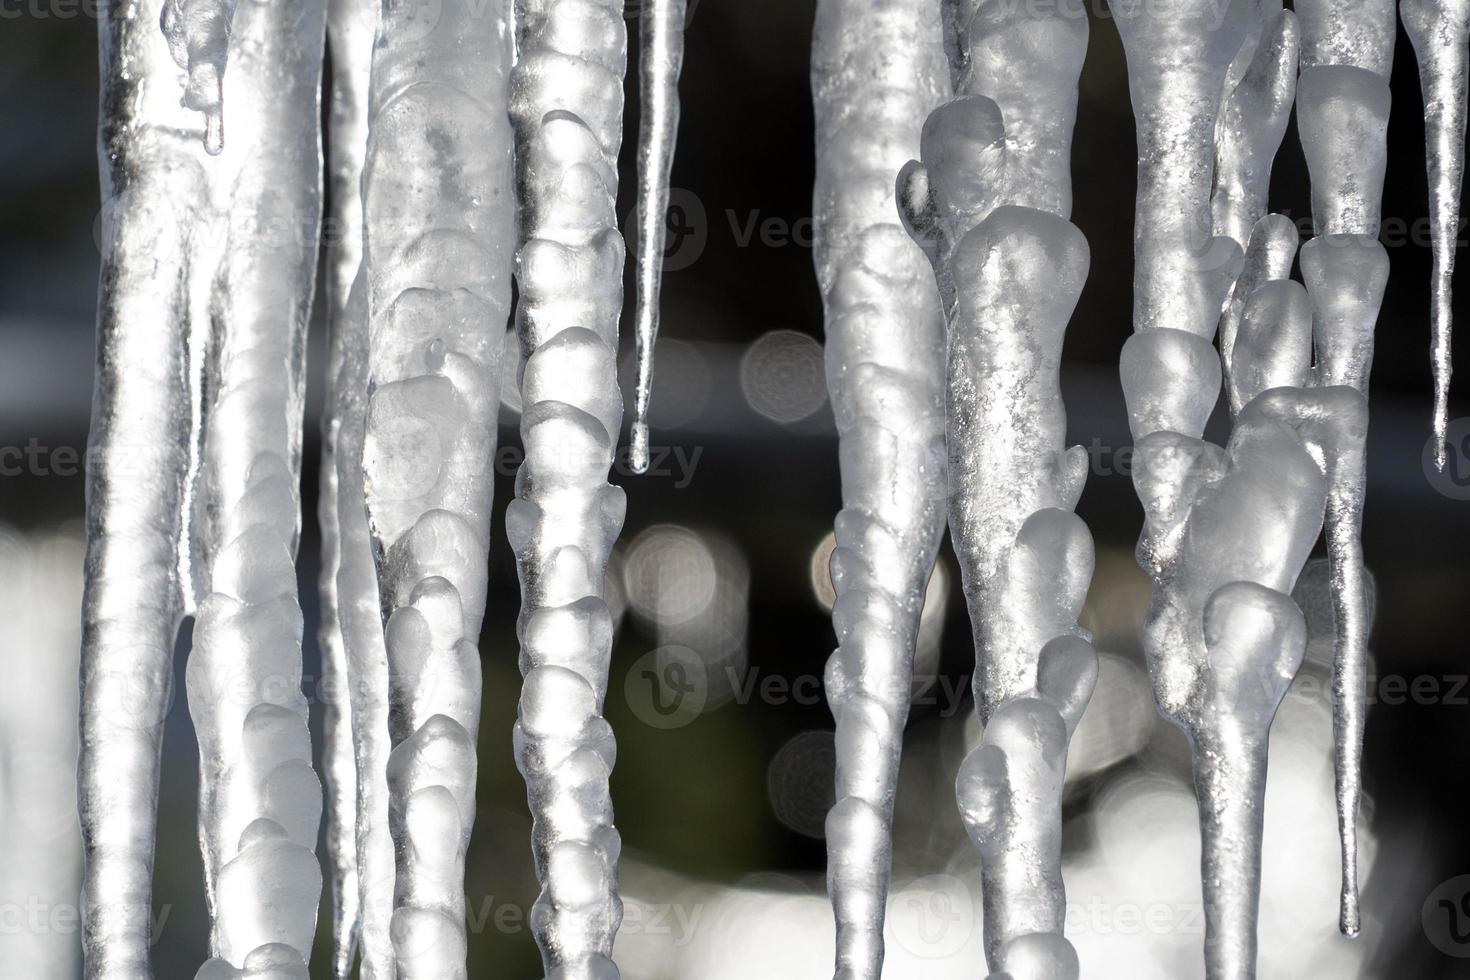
top-left (508, 0), bottom-right (630, 974)
top-left (82, 0), bottom-right (209, 970)
top-left (898, 0), bottom-right (1095, 974)
top-left (630, 0), bottom-right (687, 473)
top-left (810, 0), bottom-right (949, 976)
top-left (1402, 0), bottom-right (1470, 468)
top-left (357, 0), bottom-right (518, 972)
top-left (186, 0), bottom-right (328, 973)
top-left (1294, 0), bottom-right (1395, 938)
top-left (318, 0), bottom-right (378, 972)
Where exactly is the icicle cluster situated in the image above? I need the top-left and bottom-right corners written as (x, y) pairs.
top-left (1294, 0), bottom-right (1395, 939)
top-left (809, 1), bottom-right (950, 977)
top-left (1116, 0), bottom-right (1384, 974)
top-left (1402, 0), bottom-right (1470, 458)
top-left (83, 0), bottom-right (327, 975)
top-left (896, 0), bottom-right (1097, 974)
top-left (508, 1), bottom-right (630, 975)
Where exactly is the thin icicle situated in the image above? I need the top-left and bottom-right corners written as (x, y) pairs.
top-left (508, 0), bottom-right (629, 974)
top-left (187, 0), bottom-right (327, 973)
top-left (357, 0), bottom-right (518, 972)
top-left (159, 0), bottom-right (238, 153)
top-left (1294, 0), bottom-right (1395, 937)
top-left (1402, 0), bottom-right (1470, 469)
top-left (810, 1), bottom-right (949, 976)
top-left (898, 0), bottom-right (1094, 973)
top-left (630, 0), bottom-right (687, 473)
top-left (318, 0), bottom-right (377, 973)
top-left (334, 275), bottom-right (395, 980)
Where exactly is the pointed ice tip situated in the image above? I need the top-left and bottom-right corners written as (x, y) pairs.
top-left (204, 110), bottom-right (224, 156)
top-left (629, 420), bottom-right (650, 475)
top-left (1433, 398), bottom-right (1450, 471)
top-left (1340, 893), bottom-right (1360, 938)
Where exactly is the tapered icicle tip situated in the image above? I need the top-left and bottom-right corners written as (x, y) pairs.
top-left (629, 418), bottom-right (651, 474)
top-left (204, 108), bottom-right (224, 156)
top-left (633, 0), bottom-right (686, 480)
top-left (1342, 887), bottom-right (1361, 938)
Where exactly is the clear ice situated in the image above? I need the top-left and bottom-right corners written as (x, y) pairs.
top-left (356, 0), bottom-right (518, 972)
top-left (1115, 0), bottom-right (1382, 973)
top-left (318, 0), bottom-right (376, 972)
top-left (630, 0), bottom-right (687, 473)
top-left (897, 0), bottom-right (1096, 974)
top-left (186, 0), bottom-right (327, 970)
top-left (1402, 0), bottom-right (1470, 468)
top-left (508, 0), bottom-right (631, 975)
top-left (810, 0), bottom-right (949, 976)
top-left (84, 0), bottom-right (327, 974)
top-left (159, 0), bottom-right (238, 153)
top-left (1295, 0), bottom-right (1395, 939)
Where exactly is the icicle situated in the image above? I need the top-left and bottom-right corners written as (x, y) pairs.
top-left (159, 0), bottom-right (238, 154)
top-left (898, 0), bottom-right (1094, 973)
top-left (810, 1), bottom-right (949, 976)
top-left (355, 0), bottom-right (517, 973)
top-left (83, 5), bottom-right (204, 973)
top-left (508, 0), bottom-right (629, 974)
top-left (1294, 0), bottom-right (1395, 937)
top-left (318, 0), bottom-right (377, 973)
top-left (185, 0), bottom-right (327, 973)
top-left (85, 0), bottom-right (326, 973)
top-left (1402, 0), bottom-right (1470, 469)
top-left (630, 0), bottom-right (687, 473)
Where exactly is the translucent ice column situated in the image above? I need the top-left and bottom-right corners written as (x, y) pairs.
top-left (630, 0), bottom-right (688, 472)
top-left (509, 1), bottom-right (630, 975)
top-left (1294, 0), bottom-right (1394, 936)
top-left (317, 0), bottom-right (376, 973)
top-left (810, 1), bottom-right (949, 977)
top-left (186, 1), bottom-right (327, 973)
top-left (84, 2), bottom-right (206, 970)
top-left (1402, 0), bottom-right (1470, 463)
top-left (357, 0), bottom-right (517, 973)
top-left (898, 0), bottom-right (1096, 972)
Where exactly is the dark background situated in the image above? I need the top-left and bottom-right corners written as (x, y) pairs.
top-left (2, 0), bottom-right (1468, 976)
